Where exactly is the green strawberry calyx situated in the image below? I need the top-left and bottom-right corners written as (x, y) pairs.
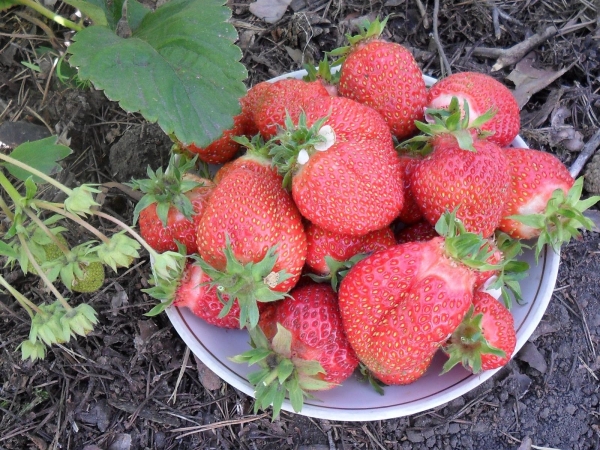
top-left (93, 231), bottom-right (141, 272)
top-left (142, 244), bottom-right (188, 317)
top-left (302, 56), bottom-right (340, 90)
top-left (327, 17), bottom-right (389, 65)
top-left (441, 305), bottom-right (506, 374)
top-left (306, 253), bottom-right (369, 292)
top-left (23, 301), bottom-right (98, 362)
top-left (195, 237), bottom-right (293, 330)
top-left (508, 177), bottom-right (600, 260)
top-left (436, 211), bottom-right (529, 306)
top-left (231, 324), bottom-right (333, 419)
top-left (127, 153), bottom-right (203, 227)
top-left (268, 112), bottom-right (331, 189)
top-left (402, 96), bottom-right (495, 154)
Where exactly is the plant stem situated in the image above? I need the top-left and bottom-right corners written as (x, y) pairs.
top-left (17, 233), bottom-right (73, 311)
top-left (0, 170), bottom-right (26, 209)
top-left (0, 274), bottom-right (39, 317)
top-left (93, 210), bottom-right (157, 256)
top-left (34, 200), bottom-right (111, 244)
top-left (0, 153), bottom-right (73, 197)
top-left (0, 195), bottom-right (15, 221)
top-left (14, 0), bottom-right (84, 32)
top-left (23, 208), bottom-right (72, 254)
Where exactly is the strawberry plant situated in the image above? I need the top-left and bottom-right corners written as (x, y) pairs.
top-left (0, 138), bottom-right (186, 361)
top-left (3, 0), bottom-right (248, 148)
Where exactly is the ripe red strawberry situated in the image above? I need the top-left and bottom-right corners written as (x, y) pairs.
top-left (427, 71), bottom-right (520, 147)
top-left (337, 213), bottom-right (505, 385)
top-left (232, 282), bottom-right (359, 417)
top-left (396, 153), bottom-right (424, 225)
top-left (394, 220), bottom-right (438, 244)
top-left (129, 156), bottom-right (214, 254)
top-left (269, 113), bottom-right (404, 236)
top-left (303, 95), bottom-right (394, 146)
top-left (407, 98), bottom-right (511, 238)
top-left (240, 81), bottom-right (271, 136)
top-left (338, 237), bottom-right (475, 385)
top-left (335, 18), bottom-right (427, 139)
top-left (410, 133), bottom-right (510, 237)
top-left (443, 291), bottom-right (516, 373)
top-left (253, 78), bottom-right (330, 139)
top-left (184, 113), bottom-right (245, 164)
top-left (196, 152), bottom-right (307, 329)
top-left (499, 147), bottom-right (599, 256)
top-left (144, 258), bottom-right (269, 328)
top-left (306, 223), bottom-right (396, 275)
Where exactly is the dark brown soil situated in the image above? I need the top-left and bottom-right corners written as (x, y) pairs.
top-left (1, 1), bottom-right (600, 449)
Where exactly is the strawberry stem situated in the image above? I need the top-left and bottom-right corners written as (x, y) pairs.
top-left (17, 233), bottom-right (73, 311)
top-left (0, 274), bottom-right (40, 316)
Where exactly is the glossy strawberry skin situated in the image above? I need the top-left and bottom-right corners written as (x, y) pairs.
top-left (185, 114), bottom-right (245, 164)
top-left (499, 147), bottom-right (574, 239)
top-left (139, 182), bottom-right (214, 254)
top-left (427, 72), bottom-right (521, 147)
top-left (470, 291), bottom-right (516, 370)
top-left (293, 138), bottom-right (404, 236)
top-left (305, 223), bottom-right (397, 275)
top-left (254, 79), bottom-right (330, 139)
top-left (396, 154), bottom-right (424, 225)
top-left (196, 156), bottom-right (307, 293)
top-left (240, 81), bottom-right (271, 136)
top-left (410, 134), bottom-right (510, 238)
top-left (173, 262), bottom-right (242, 329)
top-left (259, 282), bottom-right (359, 385)
top-left (338, 237), bottom-right (476, 385)
top-left (303, 95), bottom-right (393, 146)
top-left (394, 220), bottom-right (438, 244)
top-left (338, 40), bottom-right (427, 140)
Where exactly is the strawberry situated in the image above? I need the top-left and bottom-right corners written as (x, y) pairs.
top-left (306, 223), bottom-right (396, 275)
top-left (337, 213), bottom-right (503, 385)
top-left (143, 257), bottom-right (255, 328)
top-left (253, 78), bottom-right (330, 139)
top-left (269, 112), bottom-right (404, 236)
top-left (394, 220), bottom-right (438, 244)
top-left (195, 151), bottom-right (307, 329)
top-left (427, 71), bottom-right (521, 147)
top-left (129, 156), bottom-right (214, 254)
top-left (442, 291), bottom-right (516, 373)
top-left (240, 81), bottom-right (271, 136)
top-left (406, 99), bottom-right (511, 238)
top-left (333, 18), bottom-right (427, 140)
top-left (184, 113), bottom-right (245, 164)
top-left (232, 282), bottom-right (359, 418)
top-left (396, 153), bottom-right (424, 225)
top-left (303, 95), bottom-right (394, 146)
top-left (305, 222), bottom-right (396, 290)
top-left (498, 147), bottom-right (600, 256)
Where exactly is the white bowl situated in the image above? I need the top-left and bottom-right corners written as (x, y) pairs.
top-left (165, 70), bottom-right (560, 421)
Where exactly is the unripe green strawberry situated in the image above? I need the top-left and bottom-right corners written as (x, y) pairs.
top-left (71, 261), bottom-right (105, 293)
top-left (30, 234), bottom-right (68, 276)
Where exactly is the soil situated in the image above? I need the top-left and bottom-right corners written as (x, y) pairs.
top-left (1, 1), bottom-right (600, 449)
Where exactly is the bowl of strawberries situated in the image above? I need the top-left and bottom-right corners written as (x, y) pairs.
top-left (148, 18), bottom-right (597, 421)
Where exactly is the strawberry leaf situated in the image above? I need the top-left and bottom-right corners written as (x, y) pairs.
top-left (67, 0), bottom-right (247, 148)
top-left (3, 137), bottom-right (72, 183)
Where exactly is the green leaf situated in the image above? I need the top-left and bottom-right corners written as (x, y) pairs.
top-left (126, 0), bottom-right (151, 32)
top-left (67, 0), bottom-right (247, 148)
top-left (0, 240), bottom-right (19, 259)
top-left (62, 0), bottom-right (109, 26)
top-left (3, 137), bottom-right (72, 183)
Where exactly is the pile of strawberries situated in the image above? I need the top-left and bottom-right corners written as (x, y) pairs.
top-left (131, 19), bottom-right (598, 417)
